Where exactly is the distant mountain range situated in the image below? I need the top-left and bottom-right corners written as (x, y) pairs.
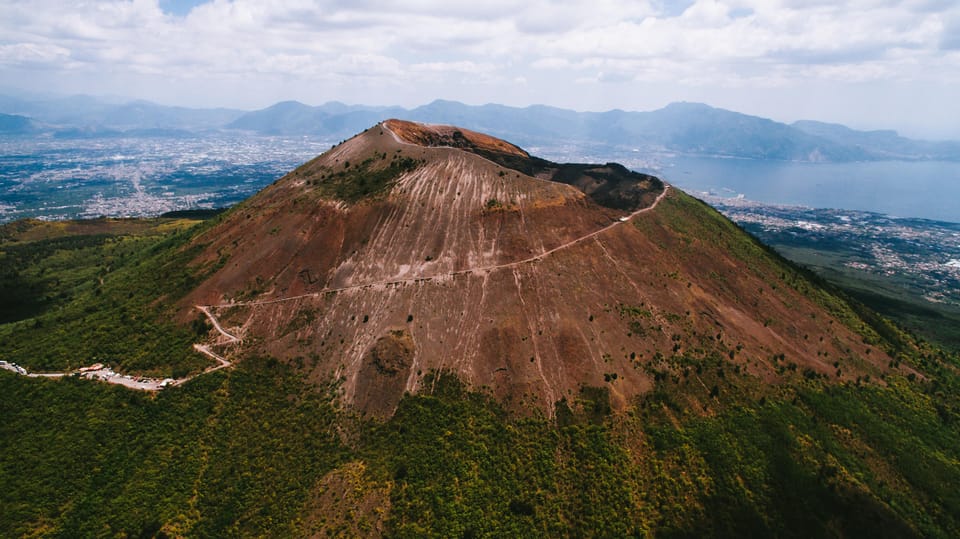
top-left (2, 94), bottom-right (959, 162)
top-left (790, 120), bottom-right (960, 161)
top-left (0, 112), bottom-right (37, 134)
top-left (0, 94), bottom-right (244, 135)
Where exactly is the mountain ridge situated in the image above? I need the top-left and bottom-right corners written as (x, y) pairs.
top-left (225, 99), bottom-right (960, 161)
top-left (0, 112), bottom-right (36, 134)
top-left (3, 93), bottom-right (959, 161)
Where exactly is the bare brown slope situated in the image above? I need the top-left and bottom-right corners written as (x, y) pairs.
top-left (182, 121), bottom-right (896, 416)
top-left (385, 118), bottom-right (664, 212)
top-left (183, 124), bottom-right (623, 307)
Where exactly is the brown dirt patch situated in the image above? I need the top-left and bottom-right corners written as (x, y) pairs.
top-left (354, 330), bottom-right (415, 417)
top-left (300, 461), bottom-right (390, 538)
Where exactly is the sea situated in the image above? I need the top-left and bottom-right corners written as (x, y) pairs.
top-left (656, 156), bottom-right (960, 224)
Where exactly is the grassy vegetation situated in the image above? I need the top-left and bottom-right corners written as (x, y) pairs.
top-left (4, 361), bottom-right (958, 537)
top-left (357, 362), bottom-right (960, 538)
top-left (1, 209), bottom-right (957, 536)
top-left (774, 243), bottom-right (960, 351)
top-left (0, 232), bottom-right (115, 323)
top-left (0, 217), bottom-right (221, 376)
top-left (0, 357), bottom-right (345, 538)
top-left (307, 152), bottom-right (422, 203)
top-left (643, 191), bottom-right (926, 360)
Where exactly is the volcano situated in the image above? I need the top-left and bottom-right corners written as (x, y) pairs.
top-left (183, 119), bottom-right (897, 415)
top-left (7, 119), bottom-right (957, 538)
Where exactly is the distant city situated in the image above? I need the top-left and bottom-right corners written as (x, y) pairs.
top-left (705, 196), bottom-right (960, 307)
top-left (0, 134), bottom-right (331, 222)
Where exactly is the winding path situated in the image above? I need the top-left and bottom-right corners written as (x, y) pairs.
top-left (0, 305), bottom-right (238, 391)
top-left (197, 305), bottom-right (241, 343)
top-left (203, 183), bottom-right (670, 310)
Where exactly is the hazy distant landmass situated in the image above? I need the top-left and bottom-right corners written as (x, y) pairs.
top-left (0, 94), bottom-right (244, 134)
top-left (226, 99), bottom-right (960, 162)
top-left (792, 120), bottom-right (960, 161)
top-left (3, 94), bottom-right (960, 162)
top-left (0, 112), bottom-right (36, 134)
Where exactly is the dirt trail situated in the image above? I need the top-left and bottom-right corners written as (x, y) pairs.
top-left (186, 180), bottom-right (669, 389)
top-left (204, 183), bottom-right (669, 310)
top-left (2, 360), bottom-right (174, 391)
top-left (1, 306), bottom-right (238, 391)
top-left (198, 305), bottom-right (241, 343)
top-left (6, 177), bottom-right (655, 391)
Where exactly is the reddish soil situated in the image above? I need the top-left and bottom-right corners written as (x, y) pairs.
top-left (384, 118), bottom-right (528, 157)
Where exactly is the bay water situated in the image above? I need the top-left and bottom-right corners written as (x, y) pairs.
top-left (657, 157), bottom-right (960, 223)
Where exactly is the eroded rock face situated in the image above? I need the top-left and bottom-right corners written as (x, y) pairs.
top-left (184, 120), bottom-right (895, 416)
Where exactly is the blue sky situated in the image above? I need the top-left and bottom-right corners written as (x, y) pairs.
top-left (1, 0), bottom-right (959, 138)
top-left (159, 0), bottom-right (204, 17)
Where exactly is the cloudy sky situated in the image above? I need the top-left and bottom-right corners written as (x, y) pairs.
top-left (1, 0), bottom-right (958, 138)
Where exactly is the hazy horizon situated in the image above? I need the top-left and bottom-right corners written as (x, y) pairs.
top-left (7, 89), bottom-right (960, 145)
top-left (2, 1), bottom-right (959, 139)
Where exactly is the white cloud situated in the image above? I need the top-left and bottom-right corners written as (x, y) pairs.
top-left (0, 0), bottom-right (958, 136)
top-left (0, 42), bottom-right (71, 66)
top-left (411, 61), bottom-right (496, 74)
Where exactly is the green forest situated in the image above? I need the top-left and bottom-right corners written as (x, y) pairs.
top-left (0, 218), bottom-right (219, 377)
top-left (3, 354), bottom-right (960, 537)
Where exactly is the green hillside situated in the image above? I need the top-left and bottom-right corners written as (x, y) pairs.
top-left (0, 218), bottom-right (219, 377)
top-left (3, 352), bottom-right (959, 537)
